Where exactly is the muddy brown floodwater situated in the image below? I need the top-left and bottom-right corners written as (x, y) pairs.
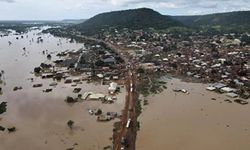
top-left (137, 77), bottom-right (250, 150)
top-left (0, 28), bottom-right (125, 150)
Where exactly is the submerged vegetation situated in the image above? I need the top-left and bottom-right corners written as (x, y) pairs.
top-left (137, 67), bottom-right (168, 97)
top-left (67, 120), bottom-right (74, 129)
top-left (0, 102), bottom-right (7, 114)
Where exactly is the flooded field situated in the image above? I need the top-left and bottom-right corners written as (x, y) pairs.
top-left (137, 77), bottom-right (250, 150)
top-left (0, 28), bottom-right (125, 150)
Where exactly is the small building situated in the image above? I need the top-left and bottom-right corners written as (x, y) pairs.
top-left (113, 76), bottom-right (119, 80)
top-left (82, 92), bottom-right (93, 100)
top-left (221, 87), bottom-right (236, 93)
top-left (96, 74), bottom-right (104, 79)
top-left (108, 82), bottom-right (118, 94)
top-left (103, 57), bottom-right (116, 65)
top-left (89, 94), bottom-right (106, 100)
top-left (97, 115), bottom-right (111, 122)
top-left (213, 83), bottom-right (226, 89)
top-left (64, 79), bottom-right (72, 84)
top-left (206, 86), bottom-right (216, 91)
top-left (163, 58), bottom-right (169, 61)
top-left (73, 78), bottom-right (81, 83)
top-left (226, 92), bottom-right (238, 98)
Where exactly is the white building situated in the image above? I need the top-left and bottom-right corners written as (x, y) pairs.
top-left (89, 93), bottom-right (106, 100)
top-left (108, 82), bottom-right (118, 94)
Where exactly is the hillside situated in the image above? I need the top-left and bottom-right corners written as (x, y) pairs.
top-left (75, 8), bottom-right (183, 35)
top-left (173, 11), bottom-right (250, 27)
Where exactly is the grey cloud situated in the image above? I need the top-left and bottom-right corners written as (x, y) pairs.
top-left (102, 0), bottom-right (249, 9)
top-left (0, 0), bottom-right (15, 3)
top-left (101, 0), bottom-right (250, 15)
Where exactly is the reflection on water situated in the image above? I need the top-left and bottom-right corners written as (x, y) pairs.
top-left (0, 28), bottom-right (125, 150)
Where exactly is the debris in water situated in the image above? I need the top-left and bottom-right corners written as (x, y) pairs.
top-left (7, 127), bottom-right (16, 133)
top-left (13, 86), bottom-right (23, 91)
top-left (43, 89), bottom-right (53, 93)
top-left (49, 82), bottom-right (58, 86)
top-left (224, 99), bottom-right (232, 103)
top-left (47, 54), bottom-right (52, 59)
top-left (33, 84), bottom-right (43, 88)
top-left (234, 99), bottom-right (248, 105)
top-left (73, 88), bottom-right (81, 93)
top-left (65, 96), bottom-right (78, 103)
top-left (0, 125), bottom-right (5, 131)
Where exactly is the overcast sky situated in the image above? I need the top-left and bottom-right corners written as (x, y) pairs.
top-left (0, 0), bottom-right (250, 20)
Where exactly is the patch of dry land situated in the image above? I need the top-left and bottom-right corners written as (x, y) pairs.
top-left (137, 78), bottom-right (250, 150)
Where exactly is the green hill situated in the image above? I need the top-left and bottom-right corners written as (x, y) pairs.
top-left (173, 11), bottom-right (250, 27)
top-left (75, 8), bottom-right (183, 35)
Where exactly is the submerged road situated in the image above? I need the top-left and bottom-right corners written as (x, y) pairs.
top-left (74, 34), bottom-right (138, 150)
top-left (114, 69), bottom-right (137, 150)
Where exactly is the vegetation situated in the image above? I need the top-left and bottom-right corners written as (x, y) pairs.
top-left (41, 8), bottom-right (250, 37)
top-left (7, 127), bottom-right (16, 133)
top-left (174, 11), bottom-right (250, 27)
top-left (135, 99), bottom-right (142, 117)
top-left (65, 96), bottom-right (78, 103)
top-left (0, 102), bottom-right (7, 114)
top-left (95, 109), bottom-right (102, 116)
top-left (173, 11), bottom-right (250, 34)
top-left (74, 8), bottom-right (183, 35)
top-left (67, 120), bottom-right (74, 129)
top-left (0, 23), bottom-right (34, 33)
top-left (0, 126), bottom-right (5, 131)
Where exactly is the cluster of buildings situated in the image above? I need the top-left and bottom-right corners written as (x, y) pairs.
top-left (100, 29), bottom-right (250, 100)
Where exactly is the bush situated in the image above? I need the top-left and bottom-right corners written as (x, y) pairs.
top-left (67, 120), bottom-right (74, 129)
top-left (0, 102), bottom-right (7, 114)
top-left (34, 67), bottom-right (42, 74)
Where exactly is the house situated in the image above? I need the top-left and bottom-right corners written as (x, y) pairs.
top-left (103, 57), bottom-right (116, 65)
top-left (96, 74), bottom-right (104, 79)
top-left (163, 58), bottom-right (169, 61)
top-left (109, 82), bottom-right (118, 94)
top-left (89, 93), bottom-right (106, 100)
top-left (112, 76), bottom-right (119, 80)
top-left (213, 83), bottom-right (226, 89)
top-left (82, 92), bottom-right (93, 100)
top-left (221, 87), bottom-right (236, 93)
top-left (226, 92), bottom-right (238, 98)
top-left (97, 115), bottom-right (111, 122)
top-left (206, 86), bottom-right (216, 91)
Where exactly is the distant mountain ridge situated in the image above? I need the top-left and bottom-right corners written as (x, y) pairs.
top-left (75, 8), bottom-right (183, 35)
top-left (73, 8), bottom-right (250, 35)
top-left (61, 19), bottom-right (86, 24)
top-left (173, 11), bottom-right (250, 27)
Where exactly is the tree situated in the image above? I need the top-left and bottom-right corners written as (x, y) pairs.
top-left (67, 120), bottom-right (74, 129)
top-left (34, 67), bottom-right (42, 74)
top-left (95, 109), bottom-right (102, 116)
top-left (137, 67), bottom-right (145, 74)
top-left (0, 102), bottom-right (7, 114)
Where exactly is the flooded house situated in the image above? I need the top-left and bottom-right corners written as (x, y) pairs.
top-left (108, 82), bottom-right (118, 94)
top-left (89, 93), bottom-right (106, 100)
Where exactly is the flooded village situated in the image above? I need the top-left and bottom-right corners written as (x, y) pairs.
top-left (0, 27), bottom-right (128, 150)
top-left (0, 15), bottom-right (250, 150)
